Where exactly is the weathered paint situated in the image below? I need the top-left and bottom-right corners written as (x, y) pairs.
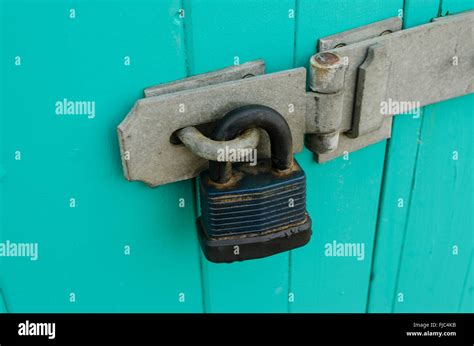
top-left (0, 0), bottom-right (472, 313)
top-left (368, 0), bottom-right (474, 313)
top-left (0, 0), bottom-right (203, 312)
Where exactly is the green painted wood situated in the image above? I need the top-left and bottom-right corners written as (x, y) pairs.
top-left (183, 0), bottom-right (296, 313)
top-left (370, 0), bottom-right (473, 313)
top-left (0, 0), bottom-right (203, 312)
top-left (441, 0), bottom-right (474, 15)
top-left (458, 252), bottom-right (473, 312)
top-left (0, 0), bottom-right (471, 314)
top-left (402, 0), bottom-right (442, 27)
top-left (367, 0), bottom-right (440, 313)
top-left (442, 0), bottom-right (474, 315)
top-left (392, 95), bottom-right (473, 312)
top-left (0, 290), bottom-right (7, 313)
top-left (0, 289), bottom-right (6, 312)
top-left (289, 0), bottom-right (403, 312)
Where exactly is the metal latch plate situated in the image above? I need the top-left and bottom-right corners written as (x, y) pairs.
top-left (118, 64), bottom-right (306, 187)
top-left (312, 11), bottom-right (474, 162)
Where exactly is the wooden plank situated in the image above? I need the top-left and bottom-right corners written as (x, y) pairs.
top-left (443, 0), bottom-right (473, 314)
top-left (183, 0), bottom-right (296, 312)
top-left (0, 0), bottom-right (203, 312)
top-left (458, 252), bottom-right (473, 312)
top-left (370, 0), bottom-right (473, 314)
top-left (290, 0), bottom-right (403, 312)
top-left (367, 0), bottom-right (440, 313)
top-left (441, 0), bottom-right (473, 15)
top-left (393, 95), bottom-right (473, 312)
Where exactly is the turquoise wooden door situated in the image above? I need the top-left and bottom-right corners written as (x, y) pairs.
top-left (0, 0), bottom-right (472, 313)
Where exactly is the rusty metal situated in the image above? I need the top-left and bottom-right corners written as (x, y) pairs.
top-left (309, 52), bottom-right (346, 93)
top-left (306, 52), bottom-right (347, 153)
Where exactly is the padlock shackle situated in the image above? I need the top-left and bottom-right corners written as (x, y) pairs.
top-left (209, 104), bottom-right (293, 184)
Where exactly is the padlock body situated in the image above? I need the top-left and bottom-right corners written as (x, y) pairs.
top-left (197, 158), bottom-right (312, 263)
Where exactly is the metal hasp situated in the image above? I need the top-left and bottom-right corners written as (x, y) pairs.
top-left (118, 60), bottom-right (307, 187)
top-left (117, 11), bottom-right (473, 187)
top-left (308, 11), bottom-right (474, 162)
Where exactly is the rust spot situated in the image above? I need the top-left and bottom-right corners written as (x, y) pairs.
top-left (209, 183), bottom-right (300, 204)
top-left (204, 170), bottom-right (244, 189)
top-left (315, 52), bottom-right (340, 66)
top-left (205, 159), bottom-right (299, 191)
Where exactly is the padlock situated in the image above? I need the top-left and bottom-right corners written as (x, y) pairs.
top-left (197, 104), bottom-right (312, 263)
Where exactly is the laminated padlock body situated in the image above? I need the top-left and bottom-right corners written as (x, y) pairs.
top-left (197, 105), bottom-right (312, 263)
top-left (199, 159), bottom-right (308, 237)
